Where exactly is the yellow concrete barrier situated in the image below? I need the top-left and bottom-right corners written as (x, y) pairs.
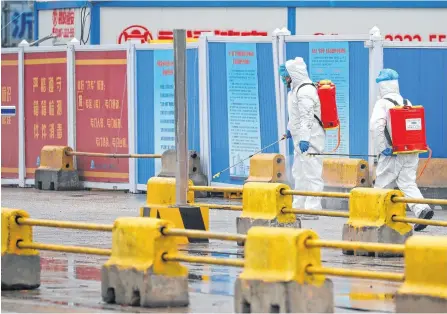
top-left (372, 158), bottom-right (447, 188)
top-left (101, 217), bottom-right (189, 307)
top-left (140, 177), bottom-right (209, 244)
top-left (396, 235), bottom-right (447, 312)
top-left (373, 158), bottom-right (447, 209)
top-left (236, 182), bottom-right (300, 245)
top-left (321, 158), bottom-right (369, 210)
top-left (245, 153), bottom-right (286, 183)
top-left (323, 158), bottom-right (369, 189)
top-left (342, 188), bottom-right (413, 257)
top-left (235, 227), bottom-right (333, 312)
top-left (35, 145), bottom-right (80, 191)
top-left (1, 208), bottom-right (40, 290)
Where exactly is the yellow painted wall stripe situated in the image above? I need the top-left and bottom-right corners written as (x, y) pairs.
top-left (1, 167), bottom-right (19, 173)
top-left (80, 171), bottom-right (128, 179)
top-left (26, 168), bottom-right (36, 174)
top-left (75, 59), bottom-right (127, 66)
top-left (25, 58), bottom-right (67, 65)
top-left (1, 60), bottom-right (18, 66)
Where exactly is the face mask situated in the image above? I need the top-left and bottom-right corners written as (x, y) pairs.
top-left (281, 75), bottom-right (291, 87)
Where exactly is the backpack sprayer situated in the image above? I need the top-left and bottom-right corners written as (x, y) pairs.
top-left (309, 101), bottom-right (432, 180)
top-left (213, 81), bottom-right (431, 180)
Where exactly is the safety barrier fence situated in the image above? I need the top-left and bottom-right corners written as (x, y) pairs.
top-left (4, 209), bottom-right (446, 312)
top-left (186, 183), bottom-right (447, 227)
top-left (141, 177), bottom-right (447, 250)
top-left (2, 30), bottom-right (446, 193)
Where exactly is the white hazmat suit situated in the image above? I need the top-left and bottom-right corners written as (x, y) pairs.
top-left (370, 69), bottom-right (433, 231)
top-left (285, 57), bottom-right (326, 214)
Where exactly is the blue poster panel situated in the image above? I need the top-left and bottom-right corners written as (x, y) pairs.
top-left (153, 50), bottom-right (175, 174)
top-left (225, 43), bottom-right (261, 178)
top-left (309, 42), bottom-right (350, 154)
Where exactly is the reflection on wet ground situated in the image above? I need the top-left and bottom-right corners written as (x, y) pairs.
top-left (2, 187), bottom-right (446, 312)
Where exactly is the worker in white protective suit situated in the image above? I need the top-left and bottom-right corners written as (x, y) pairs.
top-left (279, 57), bottom-right (325, 220)
top-left (370, 68), bottom-right (434, 231)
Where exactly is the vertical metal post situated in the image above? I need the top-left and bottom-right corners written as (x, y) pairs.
top-left (174, 29), bottom-right (188, 205)
top-left (127, 40), bottom-right (137, 193)
top-left (18, 42), bottom-right (28, 187)
top-left (368, 27), bottom-right (383, 180)
top-left (67, 40), bottom-right (78, 151)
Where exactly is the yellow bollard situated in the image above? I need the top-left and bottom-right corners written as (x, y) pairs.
top-left (322, 158), bottom-right (369, 189)
top-left (322, 158), bottom-right (370, 210)
top-left (140, 177), bottom-right (209, 244)
top-left (1, 208), bottom-right (40, 290)
top-left (35, 145), bottom-right (80, 191)
top-left (395, 235), bottom-right (447, 313)
top-left (342, 188), bottom-right (413, 257)
top-left (235, 227), bottom-right (333, 312)
top-left (101, 217), bottom-right (189, 308)
top-left (245, 153), bottom-right (286, 183)
top-left (236, 182), bottom-right (300, 246)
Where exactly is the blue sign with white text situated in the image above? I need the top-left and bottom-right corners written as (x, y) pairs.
top-left (225, 43), bottom-right (261, 178)
top-left (153, 50), bottom-right (175, 174)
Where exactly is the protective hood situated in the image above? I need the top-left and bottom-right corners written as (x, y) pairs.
top-left (285, 57), bottom-right (312, 88)
top-left (378, 79), bottom-right (400, 98)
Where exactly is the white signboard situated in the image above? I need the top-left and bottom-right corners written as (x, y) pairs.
top-left (295, 8), bottom-right (447, 42)
top-left (38, 8), bottom-right (90, 45)
top-left (99, 7), bottom-right (287, 44)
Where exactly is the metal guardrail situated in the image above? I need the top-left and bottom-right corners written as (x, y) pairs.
top-left (162, 253), bottom-right (244, 267)
top-left (189, 186), bottom-right (447, 207)
top-left (306, 266), bottom-right (404, 282)
top-left (65, 151), bottom-right (162, 158)
top-left (17, 241), bottom-right (111, 256)
top-left (17, 217), bottom-right (113, 231)
top-left (281, 189), bottom-right (350, 199)
top-left (392, 196), bottom-right (447, 206)
top-left (14, 215), bottom-right (409, 282)
top-left (283, 208), bottom-right (349, 218)
top-left (306, 239), bottom-right (405, 254)
top-left (189, 186), bottom-right (447, 227)
top-left (392, 215), bottom-right (447, 227)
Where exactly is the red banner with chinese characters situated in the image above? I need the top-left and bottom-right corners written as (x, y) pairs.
top-left (24, 52), bottom-right (68, 179)
top-left (1, 53), bottom-right (19, 179)
top-left (52, 9), bottom-right (75, 39)
top-left (75, 50), bottom-right (129, 183)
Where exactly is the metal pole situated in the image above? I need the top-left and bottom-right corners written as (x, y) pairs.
top-left (367, 27), bottom-right (383, 180)
top-left (174, 29), bottom-right (188, 205)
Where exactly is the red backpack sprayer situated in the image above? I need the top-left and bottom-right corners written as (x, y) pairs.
top-left (213, 81), bottom-right (430, 180)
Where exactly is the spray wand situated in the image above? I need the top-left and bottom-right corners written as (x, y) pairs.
top-left (308, 153), bottom-right (378, 158)
top-left (212, 134), bottom-right (288, 179)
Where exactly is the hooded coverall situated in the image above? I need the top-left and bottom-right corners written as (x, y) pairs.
top-left (285, 57), bottom-right (326, 211)
top-left (370, 69), bottom-right (432, 231)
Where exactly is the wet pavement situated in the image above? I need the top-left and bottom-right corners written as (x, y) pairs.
top-left (2, 187), bottom-right (447, 313)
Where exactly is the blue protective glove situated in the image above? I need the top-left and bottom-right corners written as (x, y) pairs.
top-left (381, 148), bottom-right (394, 156)
top-left (285, 130), bottom-right (292, 139)
top-left (299, 141), bottom-right (310, 153)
